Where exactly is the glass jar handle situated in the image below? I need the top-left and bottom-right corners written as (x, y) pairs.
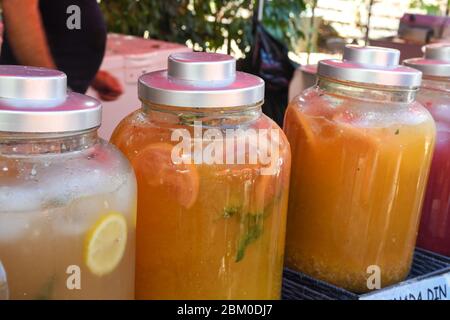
top-left (0, 260), bottom-right (9, 300)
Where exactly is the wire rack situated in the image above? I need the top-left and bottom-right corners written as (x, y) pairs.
top-left (282, 248), bottom-right (450, 300)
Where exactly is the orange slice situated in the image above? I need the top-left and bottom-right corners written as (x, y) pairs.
top-left (284, 106), bottom-right (317, 148)
top-left (132, 143), bottom-right (200, 209)
top-left (332, 112), bottom-right (381, 205)
top-left (332, 111), bottom-right (380, 152)
top-left (250, 131), bottom-right (290, 213)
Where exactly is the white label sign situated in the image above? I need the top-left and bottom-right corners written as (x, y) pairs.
top-left (360, 271), bottom-right (450, 300)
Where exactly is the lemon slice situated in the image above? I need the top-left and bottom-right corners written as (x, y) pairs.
top-left (84, 212), bottom-right (127, 277)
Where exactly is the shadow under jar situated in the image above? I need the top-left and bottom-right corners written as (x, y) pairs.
top-left (0, 66), bottom-right (136, 300)
top-left (111, 52), bottom-right (291, 299)
top-left (284, 45), bottom-right (436, 293)
top-left (405, 43), bottom-right (450, 257)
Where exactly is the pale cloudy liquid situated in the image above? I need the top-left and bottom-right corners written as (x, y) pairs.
top-left (0, 141), bottom-right (136, 300)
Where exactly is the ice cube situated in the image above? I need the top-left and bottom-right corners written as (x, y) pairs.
top-left (52, 194), bottom-right (109, 236)
top-left (110, 172), bottom-right (137, 216)
top-left (0, 211), bottom-right (36, 241)
top-left (0, 186), bottom-right (43, 212)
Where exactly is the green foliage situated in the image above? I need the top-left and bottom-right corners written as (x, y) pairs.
top-left (409, 0), bottom-right (442, 15)
top-left (99, 0), bottom-right (306, 56)
top-left (262, 0), bottom-right (306, 52)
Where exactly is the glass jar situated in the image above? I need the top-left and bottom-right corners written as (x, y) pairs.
top-left (0, 259), bottom-right (7, 300)
top-left (284, 46), bottom-right (436, 293)
top-left (111, 52), bottom-right (291, 299)
top-left (404, 43), bottom-right (450, 256)
top-left (0, 66), bottom-right (136, 299)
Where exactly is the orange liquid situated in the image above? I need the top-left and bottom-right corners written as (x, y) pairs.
top-left (111, 110), bottom-right (290, 299)
top-left (284, 90), bottom-right (435, 292)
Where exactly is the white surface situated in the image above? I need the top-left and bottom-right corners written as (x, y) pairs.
top-left (288, 53), bottom-right (337, 102)
top-left (288, 65), bottom-right (318, 102)
top-left (289, 68), bottom-right (307, 103)
top-left (87, 34), bottom-right (191, 140)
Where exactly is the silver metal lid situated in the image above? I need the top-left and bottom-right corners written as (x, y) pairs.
top-left (138, 52), bottom-right (265, 108)
top-left (404, 43), bottom-right (450, 78)
top-left (318, 45), bottom-right (422, 88)
top-left (0, 65), bottom-right (101, 133)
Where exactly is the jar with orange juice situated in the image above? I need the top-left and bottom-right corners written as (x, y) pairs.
top-left (284, 45), bottom-right (436, 293)
top-left (404, 43), bottom-right (450, 256)
top-left (111, 52), bottom-right (291, 299)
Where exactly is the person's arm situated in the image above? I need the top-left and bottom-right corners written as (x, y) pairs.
top-left (91, 70), bottom-right (124, 101)
top-left (1, 0), bottom-right (56, 68)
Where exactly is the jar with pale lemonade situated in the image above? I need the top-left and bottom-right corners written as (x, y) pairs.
top-left (404, 43), bottom-right (450, 256)
top-left (284, 46), bottom-right (436, 292)
top-left (0, 259), bottom-right (7, 299)
top-left (111, 52), bottom-right (291, 299)
top-left (0, 66), bottom-right (136, 299)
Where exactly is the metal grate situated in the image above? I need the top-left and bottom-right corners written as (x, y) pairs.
top-left (282, 248), bottom-right (450, 300)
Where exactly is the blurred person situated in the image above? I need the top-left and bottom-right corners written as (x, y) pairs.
top-left (0, 0), bottom-right (123, 101)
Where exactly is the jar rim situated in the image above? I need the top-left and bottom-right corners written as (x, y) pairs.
top-left (317, 75), bottom-right (419, 93)
top-left (138, 52), bottom-right (265, 108)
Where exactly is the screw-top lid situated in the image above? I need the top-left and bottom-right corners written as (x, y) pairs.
top-left (404, 43), bottom-right (450, 78)
top-left (318, 45), bottom-right (422, 88)
top-left (138, 52), bottom-right (265, 108)
top-left (0, 65), bottom-right (101, 133)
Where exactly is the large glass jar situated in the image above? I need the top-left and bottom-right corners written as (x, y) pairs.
top-left (404, 43), bottom-right (450, 256)
top-left (0, 66), bottom-right (136, 299)
top-left (0, 259), bottom-right (7, 299)
top-left (284, 46), bottom-right (436, 293)
top-left (111, 52), bottom-right (291, 299)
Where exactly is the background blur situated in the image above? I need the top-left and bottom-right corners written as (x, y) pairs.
top-left (98, 0), bottom-right (450, 63)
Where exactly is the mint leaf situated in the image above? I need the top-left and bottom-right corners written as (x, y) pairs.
top-left (223, 206), bottom-right (240, 219)
top-left (179, 113), bottom-right (201, 125)
top-left (235, 214), bottom-right (264, 262)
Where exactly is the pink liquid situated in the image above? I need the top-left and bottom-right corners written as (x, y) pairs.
top-left (417, 96), bottom-right (450, 256)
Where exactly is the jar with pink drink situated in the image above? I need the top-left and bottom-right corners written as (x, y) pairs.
top-left (404, 43), bottom-right (450, 256)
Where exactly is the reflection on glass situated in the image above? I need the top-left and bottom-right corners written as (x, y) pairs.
top-left (0, 259), bottom-right (9, 300)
